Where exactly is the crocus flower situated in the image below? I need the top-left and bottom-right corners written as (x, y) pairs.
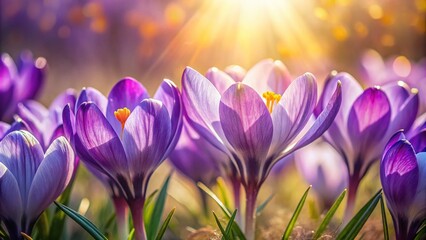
top-left (169, 119), bottom-right (223, 187)
top-left (0, 130), bottom-right (74, 239)
top-left (360, 49), bottom-right (426, 112)
top-left (381, 131), bottom-right (426, 240)
top-left (72, 78), bottom-right (182, 240)
top-left (295, 141), bottom-right (348, 210)
top-left (182, 59), bottom-right (342, 239)
top-left (0, 52), bottom-right (46, 122)
top-left (63, 86), bottom-right (129, 239)
top-left (0, 120), bottom-right (28, 141)
top-left (316, 71), bottom-right (419, 219)
top-left (16, 88), bottom-right (77, 150)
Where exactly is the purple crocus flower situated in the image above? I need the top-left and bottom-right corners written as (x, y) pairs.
top-left (169, 119), bottom-right (223, 187)
top-left (72, 78), bottom-right (182, 240)
top-left (0, 130), bottom-right (74, 239)
top-left (16, 88), bottom-right (77, 150)
top-left (316, 72), bottom-right (419, 219)
top-left (381, 131), bottom-right (426, 240)
top-left (0, 52), bottom-right (46, 122)
top-left (0, 120), bottom-right (28, 141)
top-left (295, 141), bottom-right (348, 210)
top-left (182, 59), bottom-right (342, 239)
top-left (360, 49), bottom-right (426, 112)
top-left (63, 86), bottom-right (130, 239)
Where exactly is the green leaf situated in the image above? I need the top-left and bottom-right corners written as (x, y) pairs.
top-left (336, 189), bottom-right (382, 240)
top-left (21, 232), bottom-right (33, 240)
top-left (313, 189), bottom-right (347, 239)
top-left (198, 182), bottom-right (231, 217)
top-left (127, 228), bottom-right (135, 240)
top-left (224, 209), bottom-right (238, 238)
top-left (282, 185), bottom-right (311, 240)
top-left (213, 212), bottom-right (228, 240)
top-left (198, 183), bottom-right (245, 240)
top-left (256, 194), bottom-right (275, 215)
top-left (155, 208), bottom-right (175, 240)
top-left (145, 174), bottom-right (172, 240)
top-left (380, 196), bottom-right (389, 240)
top-left (414, 222), bottom-right (426, 240)
top-left (49, 179), bottom-right (75, 240)
top-left (34, 210), bottom-right (49, 239)
top-left (145, 189), bottom-right (159, 208)
top-left (216, 177), bottom-right (232, 210)
top-left (54, 201), bottom-right (107, 240)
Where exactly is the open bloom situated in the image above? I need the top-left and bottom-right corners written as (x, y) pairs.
top-left (182, 59), bottom-right (342, 239)
top-left (0, 130), bottom-right (74, 239)
top-left (16, 89), bottom-right (77, 150)
top-left (381, 131), bottom-right (426, 240)
top-left (316, 72), bottom-right (419, 218)
top-left (72, 78), bottom-right (182, 240)
top-left (295, 141), bottom-right (348, 210)
top-left (0, 120), bottom-right (28, 141)
top-left (0, 52), bottom-right (46, 122)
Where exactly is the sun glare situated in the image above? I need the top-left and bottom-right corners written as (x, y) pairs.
top-left (147, 0), bottom-right (324, 76)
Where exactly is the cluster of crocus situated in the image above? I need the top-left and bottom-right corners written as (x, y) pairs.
top-left (63, 78), bottom-right (182, 240)
top-left (182, 59), bottom-right (342, 239)
top-left (380, 130), bottom-right (426, 240)
top-left (0, 52), bottom-right (46, 122)
top-left (316, 71), bottom-right (419, 219)
top-left (0, 130), bottom-right (75, 239)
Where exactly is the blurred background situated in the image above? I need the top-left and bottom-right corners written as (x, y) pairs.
top-left (1, 0), bottom-right (425, 102)
top-left (1, 0), bottom-right (425, 239)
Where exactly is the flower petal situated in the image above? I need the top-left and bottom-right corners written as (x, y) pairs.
top-left (0, 54), bottom-right (15, 120)
top-left (76, 102), bottom-right (128, 175)
top-left (205, 67), bottom-right (235, 94)
top-left (153, 79), bottom-right (183, 158)
top-left (380, 139), bottom-right (418, 216)
top-left (270, 73), bottom-right (318, 153)
top-left (122, 99), bottom-right (171, 178)
top-left (76, 87), bottom-right (108, 114)
top-left (49, 89), bottom-right (77, 114)
top-left (106, 78), bottom-right (149, 136)
top-left (27, 137), bottom-right (74, 223)
top-left (182, 67), bottom-right (227, 152)
top-left (225, 65), bottom-right (246, 82)
top-left (276, 81), bottom-right (342, 161)
top-left (15, 51), bottom-right (45, 101)
top-left (0, 131), bottom-right (44, 208)
top-left (410, 152), bottom-right (426, 221)
top-left (382, 81), bottom-right (419, 133)
top-left (0, 162), bottom-right (23, 235)
top-left (219, 83), bottom-right (273, 163)
top-left (348, 87), bottom-right (391, 164)
top-left (409, 130), bottom-right (426, 153)
top-left (383, 130), bottom-right (406, 158)
top-left (243, 59), bottom-right (292, 94)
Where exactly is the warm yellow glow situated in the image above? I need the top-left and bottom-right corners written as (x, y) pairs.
top-left (147, 0), bottom-right (325, 73)
top-left (393, 56), bottom-right (411, 78)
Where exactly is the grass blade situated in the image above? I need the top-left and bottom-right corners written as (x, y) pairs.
top-left (336, 189), bottom-right (382, 240)
top-left (54, 201), bottom-right (107, 240)
top-left (313, 189), bottom-right (347, 239)
top-left (217, 177), bottom-right (232, 210)
top-left (224, 210), bottom-right (238, 238)
top-left (155, 208), bottom-right (175, 240)
top-left (213, 212), bottom-right (228, 240)
top-left (146, 174), bottom-right (172, 240)
top-left (256, 194), bottom-right (275, 215)
top-left (127, 228), bottom-right (135, 240)
top-left (414, 221), bottom-right (426, 240)
top-left (145, 189), bottom-right (159, 208)
top-left (380, 196), bottom-right (389, 240)
top-left (198, 182), bottom-right (231, 217)
top-left (282, 185), bottom-right (311, 240)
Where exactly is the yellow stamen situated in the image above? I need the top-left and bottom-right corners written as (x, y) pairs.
top-left (262, 91), bottom-right (282, 113)
top-left (114, 107), bottom-right (131, 130)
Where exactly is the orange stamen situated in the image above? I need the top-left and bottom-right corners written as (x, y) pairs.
top-left (114, 107), bottom-right (131, 130)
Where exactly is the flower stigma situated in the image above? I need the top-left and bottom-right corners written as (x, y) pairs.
top-left (262, 91), bottom-right (281, 113)
top-left (114, 107), bottom-right (131, 136)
